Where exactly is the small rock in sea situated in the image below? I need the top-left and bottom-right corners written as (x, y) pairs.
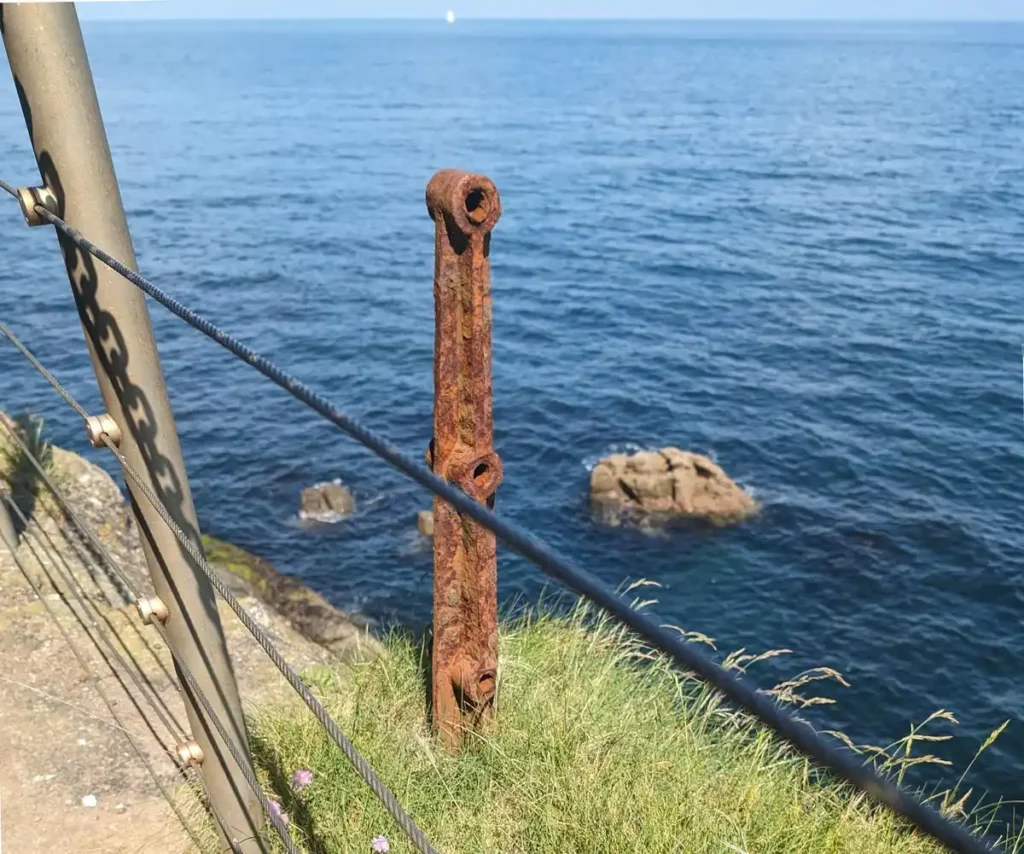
top-left (416, 509), bottom-right (434, 537)
top-left (589, 446), bottom-right (757, 526)
top-left (299, 480), bottom-right (354, 521)
top-left (81, 794), bottom-right (97, 808)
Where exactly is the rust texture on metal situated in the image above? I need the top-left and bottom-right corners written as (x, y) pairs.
top-left (425, 169), bottom-right (503, 750)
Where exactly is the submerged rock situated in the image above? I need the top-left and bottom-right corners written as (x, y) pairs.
top-left (299, 481), bottom-right (354, 521)
top-left (417, 509), bottom-right (434, 537)
top-left (590, 447), bottom-right (756, 526)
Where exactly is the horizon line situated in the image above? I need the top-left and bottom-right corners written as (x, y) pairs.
top-left (77, 14), bottom-right (1024, 22)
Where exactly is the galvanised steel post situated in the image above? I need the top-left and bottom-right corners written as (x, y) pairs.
top-left (0, 493), bottom-right (15, 550)
top-left (0, 4), bottom-right (265, 849)
top-left (425, 169), bottom-right (502, 750)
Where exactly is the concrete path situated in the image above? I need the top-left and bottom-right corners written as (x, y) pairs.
top-left (0, 429), bottom-right (335, 853)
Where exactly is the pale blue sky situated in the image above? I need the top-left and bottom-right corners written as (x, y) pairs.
top-left (75, 0), bottom-right (1024, 21)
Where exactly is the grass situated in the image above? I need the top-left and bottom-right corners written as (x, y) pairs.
top-left (239, 593), bottom-right (1021, 854)
top-left (0, 411), bottom-right (53, 485)
top-left (2, 410), bottom-right (1013, 852)
top-left (0, 411), bottom-right (55, 538)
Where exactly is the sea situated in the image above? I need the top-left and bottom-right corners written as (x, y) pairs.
top-left (0, 19), bottom-right (1021, 817)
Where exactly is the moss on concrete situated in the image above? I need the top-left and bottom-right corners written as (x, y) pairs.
top-left (201, 533), bottom-right (274, 596)
top-left (201, 534), bottom-right (380, 662)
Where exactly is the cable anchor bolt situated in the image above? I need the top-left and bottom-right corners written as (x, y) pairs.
top-left (136, 596), bottom-right (169, 626)
top-left (15, 185), bottom-right (58, 227)
top-left (85, 413), bottom-right (122, 448)
top-left (174, 739), bottom-right (204, 769)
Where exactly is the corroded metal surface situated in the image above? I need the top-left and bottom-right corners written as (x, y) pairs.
top-left (426, 169), bottom-right (502, 750)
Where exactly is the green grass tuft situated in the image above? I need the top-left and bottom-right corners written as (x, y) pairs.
top-left (0, 411), bottom-right (53, 486)
top-left (243, 601), bottom-right (1022, 854)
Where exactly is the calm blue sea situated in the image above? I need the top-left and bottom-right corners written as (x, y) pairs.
top-left (1, 19), bottom-right (1021, 813)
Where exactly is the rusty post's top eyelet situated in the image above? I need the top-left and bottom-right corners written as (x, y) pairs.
top-left (426, 169), bottom-right (502, 236)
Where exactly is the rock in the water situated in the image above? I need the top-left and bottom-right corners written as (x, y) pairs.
top-left (590, 447), bottom-right (756, 525)
top-left (299, 481), bottom-right (354, 520)
top-left (417, 509), bottom-right (434, 537)
top-left (627, 451), bottom-right (669, 474)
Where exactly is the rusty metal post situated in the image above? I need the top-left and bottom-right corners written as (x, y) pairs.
top-left (425, 169), bottom-right (502, 750)
top-left (0, 5), bottom-right (265, 849)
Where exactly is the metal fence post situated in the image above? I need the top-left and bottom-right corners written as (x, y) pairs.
top-left (0, 494), bottom-right (15, 550)
top-left (425, 169), bottom-right (503, 749)
top-left (0, 4), bottom-right (266, 849)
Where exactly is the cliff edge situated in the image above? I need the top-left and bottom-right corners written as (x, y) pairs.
top-left (0, 413), bottom-right (378, 852)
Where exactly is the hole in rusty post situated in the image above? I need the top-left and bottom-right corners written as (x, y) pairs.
top-left (465, 188), bottom-right (488, 224)
top-left (478, 670), bottom-right (496, 699)
top-left (473, 462), bottom-right (489, 483)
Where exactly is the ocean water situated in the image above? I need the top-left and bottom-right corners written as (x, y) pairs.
top-left (0, 19), bottom-right (1021, 813)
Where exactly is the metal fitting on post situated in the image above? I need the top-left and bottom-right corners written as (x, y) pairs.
top-left (451, 657), bottom-right (497, 708)
top-left (175, 740), bottom-right (205, 769)
top-left (136, 596), bottom-right (169, 626)
top-left (15, 185), bottom-right (58, 227)
top-left (85, 413), bottom-right (122, 448)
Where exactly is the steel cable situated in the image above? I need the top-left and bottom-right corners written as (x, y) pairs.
top-left (0, 320), bottom-right (91, 420)
top-left (3, 197), bottom-right (999, 854)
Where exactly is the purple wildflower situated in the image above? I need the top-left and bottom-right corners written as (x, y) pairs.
top-left (268, 799), bottom-right (290, 827)
top-left (291, 768), bottom-right (314, 791)
top-left (371, 835), bottom-right (390, 853)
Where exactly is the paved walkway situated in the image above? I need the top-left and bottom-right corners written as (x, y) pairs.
top-left (0, 436), bottom-right (332, 853)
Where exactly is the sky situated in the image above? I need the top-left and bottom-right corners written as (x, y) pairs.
top-left (72, 0), bottom-right (1024, 21)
